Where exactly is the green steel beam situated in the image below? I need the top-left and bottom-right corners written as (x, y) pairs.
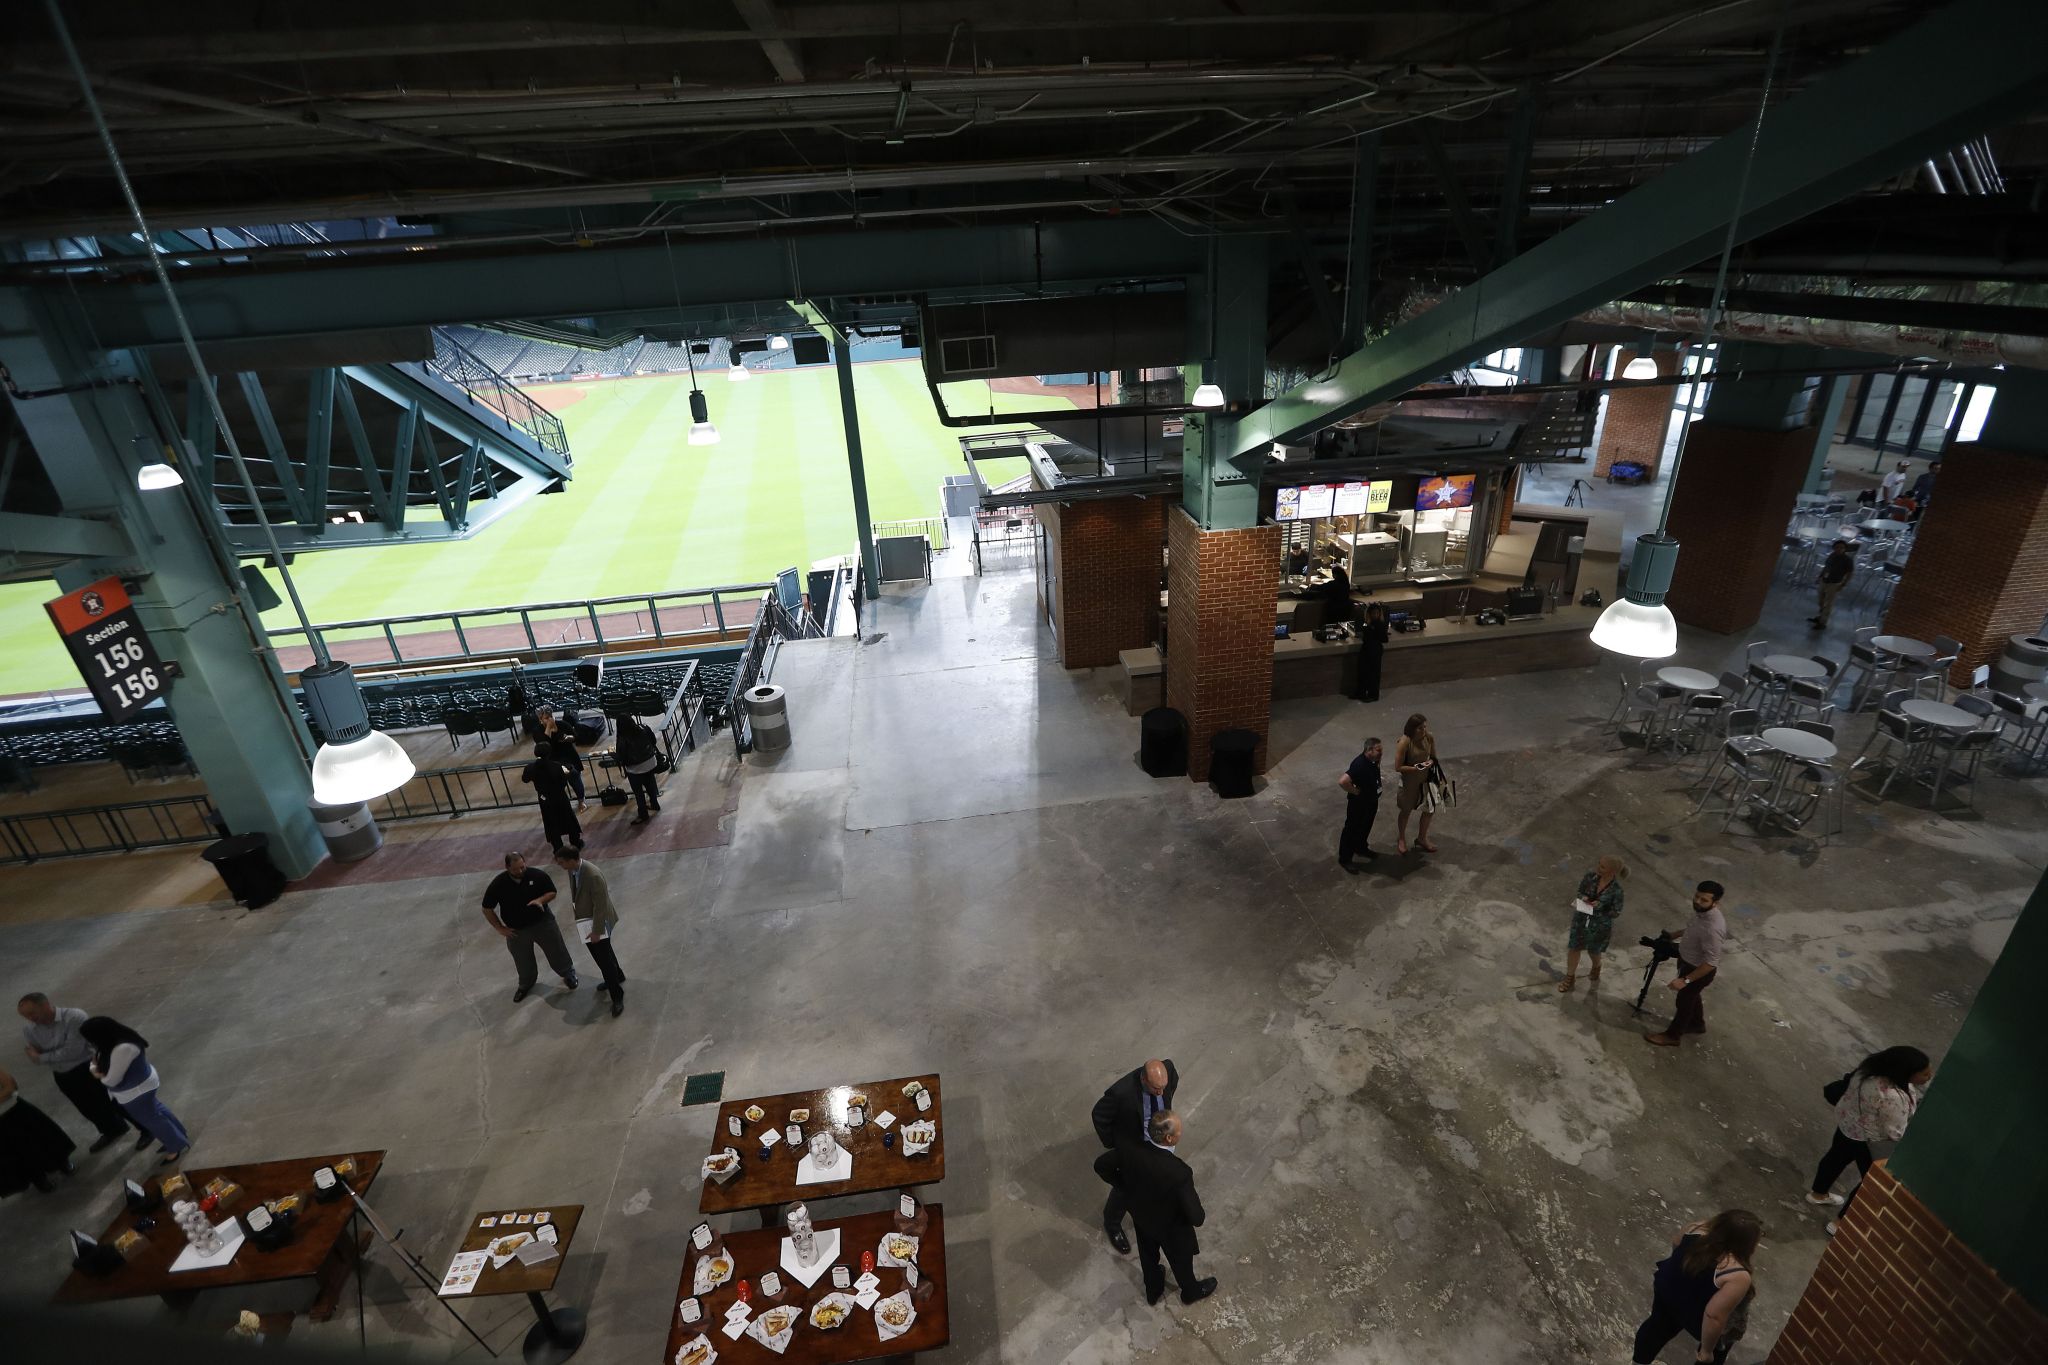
top-left (0, 509), bottom-right (131, 558)
top-left (1495, 87), bottom-right (1538, 270)
top-left (1229, 0), bottom-right (2048, 458)
top-left (1340, 133), bottom-right (1379, 354)
top-left (60, 221), bottom-right (1209, 348)
top-left (1414, 122), bottom-right (1489, 273)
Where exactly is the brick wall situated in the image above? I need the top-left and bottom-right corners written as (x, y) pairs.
top-left (1663, 422), bottom-right (1812, 635)
top-left (1592, 348), bottom-right (1681, 477)
top-left (1883, 442), bottom-right (2048, 687)
top-left (1042, 496), bottom-right (1167, 668)
top-left (1164, 507), bottom-right (1282, 781)
top-left (1769, 1163), bottom-right (2048, 1365)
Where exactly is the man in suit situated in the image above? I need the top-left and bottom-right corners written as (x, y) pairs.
top-left (554, 848), bottom-right (626, 1017)
top-left (1091, 1058), bottom-right (1177, 1253)
top-left (1101, 1111), bottom-right (1217, 1306)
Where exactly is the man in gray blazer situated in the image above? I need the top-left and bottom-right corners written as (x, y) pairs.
top-left (554, 848), bottom-right (627, 1017)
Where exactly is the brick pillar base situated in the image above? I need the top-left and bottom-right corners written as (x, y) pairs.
top-left (1042, 497), bottom-right (1167, 668)
top-left (1164, 507), bottom-right (1281, 781)
top-left (1883, 442), bottom-right (2048, 688)
top-left (1663, 421), bottom-right (1812, 636)
top-left (1769, 1163), bottom-right (2048, 1365)
top-left (1592, 348), bottom-right (1681, 477)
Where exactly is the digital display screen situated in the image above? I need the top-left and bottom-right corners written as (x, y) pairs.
top-left (1416, 474), bottom-right (1476, 509)
top-left (1276, 481), bottom-right (1390, 521)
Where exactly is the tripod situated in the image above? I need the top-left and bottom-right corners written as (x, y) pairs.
top-left (1565, 478), bottom-right (1593, 508)
top-left (345, 1186), bottom-right (499, 1357)
top-left (1633, 936), bottom-right (1680, 1017)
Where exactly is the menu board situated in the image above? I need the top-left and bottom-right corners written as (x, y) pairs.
top-left (1276, 481), bottom-right (1390, 522)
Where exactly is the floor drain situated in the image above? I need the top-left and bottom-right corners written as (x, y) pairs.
top-left (681, 1071), bottom-right (726, 1106)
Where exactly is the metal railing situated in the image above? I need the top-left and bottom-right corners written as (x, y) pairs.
top-left (873, 515), bottom-right (948, 552)
top-left (0, 796), bottom-right (220, 865)
top-left (726, 589), bottom-right (821, 758)
top-left (427, 326), bottom-right (570, 457)
top-left (270, 583), bottom-right (774, 673)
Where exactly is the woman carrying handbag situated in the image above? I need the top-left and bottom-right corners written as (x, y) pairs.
top-left (1395, 714), bottom-right (1449, 855)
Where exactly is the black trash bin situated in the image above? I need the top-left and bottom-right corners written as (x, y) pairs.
top-left (201, 832), bottom-right (287, 909)
top-left (1139, 707), bottom-right (1188, 777)
top-left (1208, 728), bottom-right (1258, 799)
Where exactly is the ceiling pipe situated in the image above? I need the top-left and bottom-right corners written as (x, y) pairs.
top-left (1580, 298), bottom-right (2048, 368)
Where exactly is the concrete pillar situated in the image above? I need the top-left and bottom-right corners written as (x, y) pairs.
top-left (1163, 507), bottom-right (1282, 781)
top-left (1802, 374), bottom-right (1851, 494)
top-left (1662, 345), bottom-right (1824, 636)
top-left (1591, 347), bottom-right (1680, 478)
top-left (1882, 371), bottom-right (2048, 686)
top-left (0, 287), bottom-right (327, 875)
top-left (1768, 871), bottom-right (2048, 1363)
top-left (1181, 236), bottom-right (1267, 531)
top-left (1041, 496), bottom-right (1167, 668)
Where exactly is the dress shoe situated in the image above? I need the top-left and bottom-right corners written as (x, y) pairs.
top-left (1181, 1277), bottom-right (1218, 1304)
top-left (89, 1132), bottom-right (124, 1154)
top-left (561, 977), bottom-right (580, 990)
top-left (159, 1149), bottom-right (186, 1167)
top-left (1105, 1225), bottom-right (1131, 1255)
top-left (513, 985), bottom-right (533, 1003)
top-left (1145, 1286), bottom-right (1164, 1306)
top-left (135, 1129), bottom-right (157, 1150)
top-left (610, 991), bottom-right (625, 1018)
top-left (630, 815), bottom-right (650, 826)
top-left (1643, 1031), bottom-right (1680, 1047)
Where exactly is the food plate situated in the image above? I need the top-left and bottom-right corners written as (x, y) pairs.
top-left (746, 1304), bottom-right (799, 1354)
top-left (691, 1250), bottom-right (736, 1296)
top-left (808, 1292), bottom-right (856, 1330)
top-left (701, 1149), bottom-right (741, 1184)
top-left (672, 1332), bottom-right (718, 1365)
top-left (743, 1104), bottom-right (766, 1123)
top-left (874, 1290), bottom-right (917, 1341)
top-left (486, 1232), bottom-right (533, 1267)
top-left (788, 1108), bottom-right (810, 1123)
top-left (901, 1119), bottom-right (937, 1154)
top-left (876, 1232), bottom-right (919, 1268)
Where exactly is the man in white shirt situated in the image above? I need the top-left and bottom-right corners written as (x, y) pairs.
top-left (1645, 881), bottom-right (1726, 1048)
top-left (17, 992), bottom-right (133, 1152)
top-left (1879, 460), bottom-right (1910, 505)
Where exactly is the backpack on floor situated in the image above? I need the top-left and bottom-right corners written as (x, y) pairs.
top-left (599, 786), bottom-right (630, 807)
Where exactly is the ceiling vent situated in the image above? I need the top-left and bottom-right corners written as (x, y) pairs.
top-left (939, 335), bottom-right (997, 375)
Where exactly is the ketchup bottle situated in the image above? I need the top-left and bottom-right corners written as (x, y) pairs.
top-left (860, 1250), bottom-right (875, 1276)
top-left (736, 1278), bottom-right (752, 1304)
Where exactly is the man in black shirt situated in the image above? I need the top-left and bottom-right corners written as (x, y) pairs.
top-left (1337, 736), bottom-right (1384, 871)
top-left (480, 852), bottom-right (579, 1003)
top-left (1810, 540), bottom-right (1854, 630)
top-left (522, 743), bottom-right (584, 853)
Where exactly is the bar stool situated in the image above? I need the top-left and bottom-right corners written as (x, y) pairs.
top-left (1991, 693), bottom-right (2048, 773)
top-left (1927, 728), bottom-right (1997, 811)
top-left (1690, 739), bottom-right (1775, 829)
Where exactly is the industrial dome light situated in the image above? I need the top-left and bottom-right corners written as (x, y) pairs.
top-left (1190, 382), bottom-right (1225, 408)
top-left (769, 334), bottom-right (791, 351)
top-left (1622, 355), bottom-right (1660, 381)
top-left (687, 388), bottom-right (720, 445)
top-left (1590, 534), bottom-right (1681, 659)
top-left (136, 461), bottom-right (183, 490)
top-left (727, 360), bottom-right (750, 382)
top-left (300, 660), bottom-right (416, 804)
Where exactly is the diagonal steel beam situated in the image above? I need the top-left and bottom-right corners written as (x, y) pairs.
top-left (236, 371), bottom-right (315, 528)
top-left (1414, 121), bottom-right (1490, 273)
top-left (1230, 0), bottom-right (2048, 458)
top-left (331, 378), bottom-right (396, 531)
top-left (0, 509), bottom-right (131, 558)
top-left (732, 0), bottom-right (805, 83)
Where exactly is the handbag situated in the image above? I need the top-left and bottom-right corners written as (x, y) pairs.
top-left (1823, 1071), bottom-right (1853, 1106)
top-left (1422, 759), bottom-right (1458, 812)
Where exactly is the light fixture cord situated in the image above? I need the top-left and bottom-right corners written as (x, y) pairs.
top-left (1652, 10), bottom-right (1786, 539)
top-left (48, 0), bottom-right (329, 666)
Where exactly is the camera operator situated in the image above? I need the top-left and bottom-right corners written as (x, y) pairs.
top-left (1644, 881), bottom-right (1726, 1049)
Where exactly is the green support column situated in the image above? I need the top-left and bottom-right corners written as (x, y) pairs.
top-left (0, 288), bottom-right (328, 875)
top-left (1803, 374), bottom-right (1851, 493)
top-left (1181, 236), bottom-right (1268, 530)
top-left (832, 337), bottom-right (880, 599)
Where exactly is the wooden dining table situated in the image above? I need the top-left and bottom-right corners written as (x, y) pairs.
top-left (50, 1150), bottom-right (383, 1319)
top-left (438, 1203), bottom-right (587, 1364)
top-left (699, 1075), bottom-right (945, 1221)
top-left (663, 1205), bottom-right (950, 1365)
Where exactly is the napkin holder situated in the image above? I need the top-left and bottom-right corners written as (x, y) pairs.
top-left (71, 1231), bottom-right (125, 1278)
top-left (245, 1204), bottom-right (297, 1251)
top-left (312, 1166), bottom-right (345, 1204)
top-left (124, 1179), bottom-right (163, 1217)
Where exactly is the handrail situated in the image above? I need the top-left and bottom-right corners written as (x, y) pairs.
top-left (0, 795), bottom-right (219, 865)
top-left (427, 326), bottom-right (570, 457)
top-left (873, 514), bottom-right (948, 552)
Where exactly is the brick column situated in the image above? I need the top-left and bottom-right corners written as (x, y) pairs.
top-left (1768, 1163), bottom-right (2048, 1365)
top-left (1662, 422), bottom-right (1813, 635)
top-left (1592, 347), bottom-right (1681, 477)
top-left (1882, 442), bottom-right (2048, 687)
top-left (1164, 506), bottom-right (1282, 781)
top-left (1041, 496), bottom-right (1168, 668)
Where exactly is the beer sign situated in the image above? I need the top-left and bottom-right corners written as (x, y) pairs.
top-left (44, 576), bottom-right (168, 722)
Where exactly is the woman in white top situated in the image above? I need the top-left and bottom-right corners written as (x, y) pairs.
top-left (1806, 1044), bottom-right (1931, 1232)
top-left (79, 1017), bottom-right (191, 1166)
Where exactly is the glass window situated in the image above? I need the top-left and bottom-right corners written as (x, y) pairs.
top-left (1957, 385), bottom-right (1996, 442)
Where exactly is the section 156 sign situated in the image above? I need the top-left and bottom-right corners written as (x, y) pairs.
top-left (45, 576), bottom-right (169, 722)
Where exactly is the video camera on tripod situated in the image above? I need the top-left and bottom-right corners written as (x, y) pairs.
top-left (1633, 931), bottom-right (1681, 1015)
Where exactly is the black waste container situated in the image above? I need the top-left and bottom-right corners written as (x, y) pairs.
top-left (1208, 728), bottom-right (1258, 799)
top-left (1140, 707), bottom-right (1188, 777)
top-left (201, 832), bottom-right (287, 909)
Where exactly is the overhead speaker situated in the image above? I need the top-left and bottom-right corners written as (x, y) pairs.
top-left (792, 335), bottom-right (830, 366)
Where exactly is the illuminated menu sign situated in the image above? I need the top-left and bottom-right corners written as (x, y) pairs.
top-left (1275, 481), bottom-right (1391, 522)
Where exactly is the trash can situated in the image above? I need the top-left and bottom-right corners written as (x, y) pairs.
top-left (1992, 633), bottom-right (2048, 697)
top-left (1208, 728), bottom-right (1259, 798)
top-left (201, 832), bottom-right (287, 908)
top-left (309, 798), bottom-right (383, 862)
top-left (745, 683), bottom-right (792, 753)
top-left (1140, 707), bottom-right (1188, 777)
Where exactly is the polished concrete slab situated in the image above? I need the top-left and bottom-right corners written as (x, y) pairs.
top-left (0, 557), bottom-right (2040, 1365)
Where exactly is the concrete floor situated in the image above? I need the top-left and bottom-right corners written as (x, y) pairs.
top-left (1, 547), bottom-right (2041, 1365)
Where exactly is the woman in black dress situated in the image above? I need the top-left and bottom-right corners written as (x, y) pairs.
top-left (0, 1067), bottom-right (76, 1196)
top-left (521, 743), bottom-right (585, 853)
top-left (1352, 601), bottom-right (1389, 702)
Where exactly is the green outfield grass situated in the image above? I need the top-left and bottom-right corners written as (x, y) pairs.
top-left (0, 360), bottom-right (1060, 696)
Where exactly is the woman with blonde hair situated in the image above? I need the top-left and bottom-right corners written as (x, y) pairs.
top-left (1393, 713), bottom-right (1440, 855)
top-left (1559, 856), bottom-right (1627, 992)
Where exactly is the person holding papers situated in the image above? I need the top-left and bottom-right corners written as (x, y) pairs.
top-left (1558, 856), bottom-right (1628, 992)
top-left (554, 848), bottom-right (627, 1017)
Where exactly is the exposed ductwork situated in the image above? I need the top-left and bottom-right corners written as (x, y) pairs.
top-left (1577, 299), bottom-right (2048, 370)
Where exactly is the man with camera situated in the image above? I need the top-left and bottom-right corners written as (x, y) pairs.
top-left (1645, 881), bottom-right (1726, 1049)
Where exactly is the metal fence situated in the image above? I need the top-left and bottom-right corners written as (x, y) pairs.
top-left (425, 326), bottom-right (571, 458)
top-left (873, 515), bottom-right (948, 552)
top-left (0, 796), bottom-right (220, 865)
top-left (269, 583), bottom-right (775, 674)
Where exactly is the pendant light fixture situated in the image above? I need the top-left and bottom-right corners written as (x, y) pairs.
top-left (769, 334), bottom-right (791, 351)
top-left (1621, 354), bottom-right (1660, 381)
top-left (136, 458), bottom-right (183, 490)
top-left (727, 358), bottom-right (750, 382)
top-left (58, 1), bottom-right (413, 807)
top-left (683, 342), bottom-right (720, 445)
top-left (1191, 382), bottom-right (1225, 408)
top-left (1590, 19), bottom-right (1784, 662)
